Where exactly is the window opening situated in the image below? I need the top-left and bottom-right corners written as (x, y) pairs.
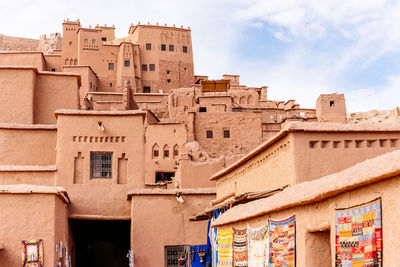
top-left (224, 130), bottom-right (230, 138)
top-left (124, 60), bottom-right (130, 67)
top-left (110, 82), bottom-right (113, 87)
top-left (156, 172), bottom-right (175, 183)
top-left (182, 46), bottom-right (188, 53)
top-left (330, 101), bottom-right (335, 107)
top-left (146, 43), bottom-right (152, 50)
top-left (90, 152), bottom-right (112, 178)
top-left (108, 63), bottom-right (114, 70)
top-left (143, 87), bottom-right (151, 93)
top-left (149, 64), bottom-right (155, 71)
top-left (167, 79), bottom-right (171, 83)
top-left (169, 45), bottom-right (174, 51)
top-left (51, 68), bottom-right (56, 72)
top-left (206, 130), bottom-right (213, 139)
top-left (142, 64), bottom-right (147, 71)
top-left (199, 107), bottom-right (207, 112)
top-left (161, 44), bottom-right (166, 51)
top-left (102, 37), bottom-right (107, 42)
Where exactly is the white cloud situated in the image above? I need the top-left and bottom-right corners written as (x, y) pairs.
top-left (1, 0), bottom-right (400, 112)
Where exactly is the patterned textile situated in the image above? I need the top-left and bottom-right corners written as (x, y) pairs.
top-left (233, 228), bottom-right (247, 266)
top-left (269, 215), bottom-right (295, 267)
top-left (218, 228), bottom-right (233, 266)
top-left (335, 198), bottom-right (382, 267)
top-left (22, 239), bottom-right (44, 267)
top-left (247, 222), bottom-right (268, 267)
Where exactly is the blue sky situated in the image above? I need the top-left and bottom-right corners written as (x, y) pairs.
top-left (1, 0), bottom-right (400, 112)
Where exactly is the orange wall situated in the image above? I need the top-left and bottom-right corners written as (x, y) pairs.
top-left (0, 52), bottom-right (45, 70)
top-left (293, 131), bottom-right (400, 183)
top-left (130, 194), bottom-right (214, 266)
top-left (0, 128), bottom-right (56, 165)
top-left (0, 194), bottom-right (68, 267)
top-left (0, 68), bottom-right (35, 124)
top-left (56, 112), bottom-right (145, 217)
top-left (34, 74), bottom-right (80, 124)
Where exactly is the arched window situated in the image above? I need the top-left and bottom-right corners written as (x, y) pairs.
top-left (163, 145), bottom-right (170, 158)
top-left (65, 58), bottom-right (69, 65)
top-left (152, 143), bottom-right (160, 158)
top-left (74, 59), bottom-right (78, 65)
top-left (173, 144), bottom-right (179, 158)
top-left (69, 59), bottom-right (73, 65)
top-left (247, 95), bottom-right (254, 105)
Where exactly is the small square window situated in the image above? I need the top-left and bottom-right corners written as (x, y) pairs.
top-left (143, 86), bottom-right (151, 93)
top-left (142, 64), bottom-right (147, 71)
top-left (90, 152), bottom-right (112, 178)
top-left (206, 130), bottom-right (213, 139)
top-left (102, 37), bottom-right (107, 42)
top-left (169, 45), bottom-right (174, 51)
top-left (167, 79), bottom-right (171, 83)
top-left (149, 64), bottom-right (155, 71)
top-left (161, 44), bottom-right (166, 51)
top-left (199, 107), bottom-right (207, 112)
top-left (224, 130), bottom-right (230, 138)
top-left (124, 60), bottom-right (130, 67)
top-left (51, 68), bottom-right (56, 72)
top-left (146, 43), bottom-right (152, 50)
top-left (108, 63), bottom-right (114, 70)
top-left (182, 46), bottom-right (188, 53)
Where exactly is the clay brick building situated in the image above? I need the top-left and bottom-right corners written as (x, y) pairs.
top-left (0, 19), bottom-right (361, 267)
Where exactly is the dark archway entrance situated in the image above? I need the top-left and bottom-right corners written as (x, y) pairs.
top-left (70, 219), bottom-right (130, 267)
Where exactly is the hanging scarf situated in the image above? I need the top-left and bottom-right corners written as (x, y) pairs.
top-left (247, 222), bottom-right (269, 267)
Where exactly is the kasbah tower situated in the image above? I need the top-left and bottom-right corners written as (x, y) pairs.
top-left (1, 18), bottom-right (400, 267)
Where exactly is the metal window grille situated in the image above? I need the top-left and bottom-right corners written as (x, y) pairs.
top-left (165, 246), bottom-right (185, 267)
top-left (161, 44), bottom-right (166, 51)
top-left (90, 152), bottom-right (112, 178)
top-left (169, 45), bottom-right (174, 51)
top-left (146, 43), bottom-right (152, 50)
top-left (124, 60), bottom-right (130, 67)
top-left (206, 130), bottom-right (213, 139)
top-left (182, 46), bottom-right (188, 53)
top-left (149, 64), bottom-right (155, 71)
top-left (108, 63), bottom-right (114, 70)
top-left (141, 64), bottom-right (147, 71)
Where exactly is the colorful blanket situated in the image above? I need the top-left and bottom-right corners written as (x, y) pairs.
top-left (233, 228), bottom-right (247, 266)
top-left (247, 222), bottom-right (268, 267)
top-left (22, 239), bottom-right (44, 267)
top-left (218, 228), bottom-right (233, 266)
top-left (335, 198), bottom-right (382, 267)
top-left (269, 215), bottom-right (295, 267)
